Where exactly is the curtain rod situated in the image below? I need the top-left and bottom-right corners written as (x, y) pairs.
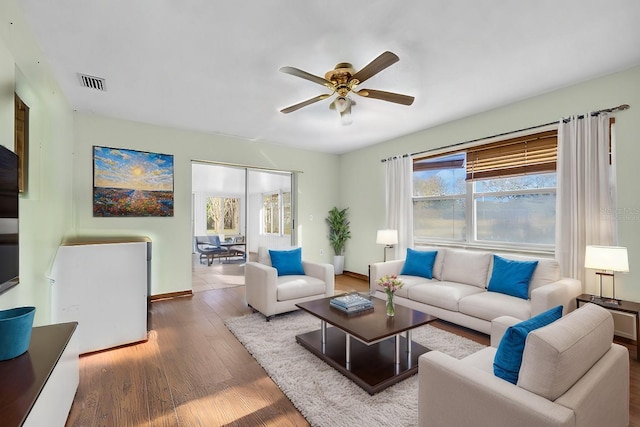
top-left (380, 103), bottom-right (630, 163)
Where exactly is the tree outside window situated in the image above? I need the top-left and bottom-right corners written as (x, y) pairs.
top-left (206, 197), bottom-right (239, 235)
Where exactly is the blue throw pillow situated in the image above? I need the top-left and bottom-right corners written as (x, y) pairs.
top-left (400, 248), bottom-right (438, 279)
top-left (493, 305), bottom-right (563, 384)
top-left (487, 255), bottom-right (538, 300)
top-left (269, 248), bottom-right (305, 276)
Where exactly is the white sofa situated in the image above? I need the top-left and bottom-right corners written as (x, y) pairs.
top-left (418, 303), bottom-right (630, 427)
top-left (245, 249), bottom-right (334, 320)
top-left (369, 247), bottom-right (582, 334)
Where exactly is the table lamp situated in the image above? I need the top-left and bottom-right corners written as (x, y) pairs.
top-left (584, 245), bottom-right (629, 305)
top-left (376, 229), bottom-right (398, 262)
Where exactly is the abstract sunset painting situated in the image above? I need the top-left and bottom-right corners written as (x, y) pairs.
top-left (93, 146), bottom-right (174, 217)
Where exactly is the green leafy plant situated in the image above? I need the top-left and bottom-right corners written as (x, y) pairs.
top-left (325, 207), bottom-right (351, 256)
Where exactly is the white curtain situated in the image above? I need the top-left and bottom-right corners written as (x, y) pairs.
top-left (556, 113), bottom-right (616, 283)
top-left (385, 156), bottom-right (413, 259)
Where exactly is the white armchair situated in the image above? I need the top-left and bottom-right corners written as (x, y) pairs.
top-left (418, 303), bottom-right (629, 427)
top-left (245, 249), bottom-right (334, 320)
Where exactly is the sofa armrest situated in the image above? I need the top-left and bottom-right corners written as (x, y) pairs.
top-left (490, 316), bottom-right (521, 347)
top-left (302, 261), bottom-right (335, 296)
top-left (530, 278), bottom-right (582, 317)
top-left (418, 352), bottom-right (574, 427)
top-left (245, 261), bottom-right (278, 314)
top-left (369, 260), bottom-right (405, 293)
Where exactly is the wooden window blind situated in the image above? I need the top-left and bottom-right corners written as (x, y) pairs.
top-left (413, 154), bottom-right (465, 172)
top-left (465, 129), bottom-right (557, 181)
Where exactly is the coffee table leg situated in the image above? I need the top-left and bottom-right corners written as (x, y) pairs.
top-left (346, 333), bottom-right (351, 370)
top-left (321, 320), bottom-right (326, 353)
top-left (395, 335), bottom-right (401, 374)
top-left (406, 330), bottom-right (413, 367)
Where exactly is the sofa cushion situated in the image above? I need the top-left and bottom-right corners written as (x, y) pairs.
top-left (493, 253), bottom-right (560, 297)
top-left (276, 275), bottom-right (326, 301)
top-left (517, 303), bottom-right (614, 400)
top-left (441, 249), bottom-right (491, 288)
top-left (392, 275), bottom-right (433, 298)
top-left (409, 282), bottom-right (485, 312)
top-left (269, 248), bottom-right (305, 276)
top-left (493, 305), bottom-right (562, 384)
top-left (459, 291), bottom-right (531, 321)
top-left (487, 255), bottom-right (538, 300)
top-left (400, 248), bottom-right (438, 279)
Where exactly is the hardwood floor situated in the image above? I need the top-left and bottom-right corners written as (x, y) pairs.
top-left (65, 274), bottom-right (640, 427)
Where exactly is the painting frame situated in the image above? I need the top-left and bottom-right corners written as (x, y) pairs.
top-left (14, 94), bottom-right (29, 193)
top-left (93, 146), bottom-right (174, 217)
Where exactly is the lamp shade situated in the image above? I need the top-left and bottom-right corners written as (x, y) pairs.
top-left (376, 229), bottom-right (398, 246)
top-left (584, 245), bottom-right (629, 272)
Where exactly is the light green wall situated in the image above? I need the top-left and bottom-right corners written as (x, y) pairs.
top-left (342, 65), bottom-right (640, 302)
top-left (73, 114), bottom-right (340, 295)
top-left (0, 1), bottom-right (75, 325)
top-left (0, 37), bottom-right (13, 148)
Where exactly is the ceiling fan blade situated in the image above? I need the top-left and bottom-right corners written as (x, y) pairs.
top-left (279, 66), bottom-right (335, 89)
top-left (280, 94), bottom-right (332, 114)
top-left (350, 51), bottom-right (399, 85)
top-left (355, 89), bottom-right (415, 106)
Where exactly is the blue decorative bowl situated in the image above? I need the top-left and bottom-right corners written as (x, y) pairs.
top-left (0, 306), bottom-right (36, 361)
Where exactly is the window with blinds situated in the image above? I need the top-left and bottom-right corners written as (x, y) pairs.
top-left (412, 128), bottom-right (558, 248)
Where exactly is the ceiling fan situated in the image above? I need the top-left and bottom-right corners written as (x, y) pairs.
top-left (279, 51), bottom-right (415, 125)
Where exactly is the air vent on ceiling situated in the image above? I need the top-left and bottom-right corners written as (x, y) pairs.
top-left (78, 73), bottom-right (106, 91)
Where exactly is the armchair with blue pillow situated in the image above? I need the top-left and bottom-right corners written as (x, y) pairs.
top-left (245, 247), bottom-right (335, 320)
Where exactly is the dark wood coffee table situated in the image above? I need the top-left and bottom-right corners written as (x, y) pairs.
top-left (295, 294), bottom-right (436, 395)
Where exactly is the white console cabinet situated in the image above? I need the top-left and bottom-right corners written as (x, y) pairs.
top-left (49, 238), bottom-right (150, 354)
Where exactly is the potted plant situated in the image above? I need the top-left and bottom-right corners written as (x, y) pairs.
top-left (325, 207), bottom-right (351, 275)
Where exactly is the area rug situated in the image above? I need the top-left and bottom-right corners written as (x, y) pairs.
top-left (225, 310), bottom-right (486, 427)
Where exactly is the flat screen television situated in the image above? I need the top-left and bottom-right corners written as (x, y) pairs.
top-left (0, 145), bottom-right (19, 294)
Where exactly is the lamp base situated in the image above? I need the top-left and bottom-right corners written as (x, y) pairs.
top-left (589, 295), bottom-right (621, 307)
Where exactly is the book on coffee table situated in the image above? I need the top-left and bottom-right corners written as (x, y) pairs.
top-left (329, 300), bottom-right (373, 314)
top-left (330, 293), bottom-right (372, 308)
top-left (330, 293), bottom-right (373, 314)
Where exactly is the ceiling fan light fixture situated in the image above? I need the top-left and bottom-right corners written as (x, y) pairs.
top-left (334, 96), bottom-right (349, 113)
top-left (337, 97), bottom-right (353, 126)
top-left (340, 110), bottom-right (353, 126)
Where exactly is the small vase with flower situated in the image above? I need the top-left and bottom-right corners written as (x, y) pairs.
top-left (377, 274), bottom-right (404, 316)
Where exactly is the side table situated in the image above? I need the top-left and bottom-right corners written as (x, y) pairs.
top-left (576, 293), bottom-right (640, 360)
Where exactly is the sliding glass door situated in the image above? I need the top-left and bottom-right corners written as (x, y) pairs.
top-left (191, 162), bottom-right (295, 262)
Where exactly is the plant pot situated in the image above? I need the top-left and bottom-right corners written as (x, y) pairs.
top-left (333, 255), bottom-right (344, 275)
top-left (0, 306), bottom-right (36, 361)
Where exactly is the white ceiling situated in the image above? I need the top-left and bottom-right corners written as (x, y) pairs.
top-left (16, 0), bottom-right (640, 155)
